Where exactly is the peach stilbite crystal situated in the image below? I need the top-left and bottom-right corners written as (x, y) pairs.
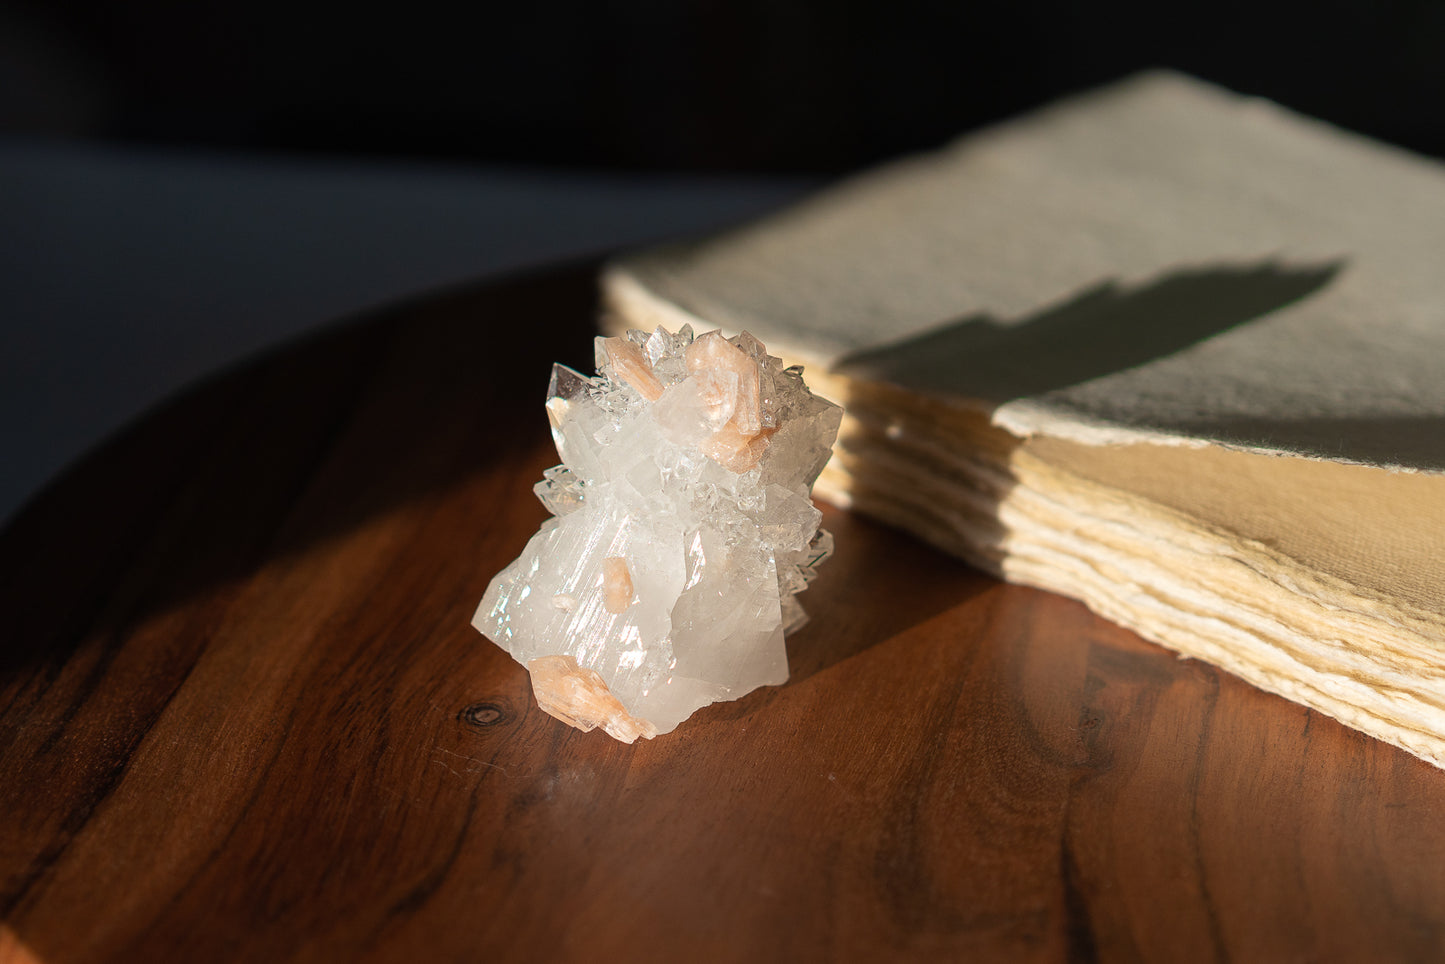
top-left (686, 330), bottom-right (763, 436)
top-left (527, 655), bottom-right (659, 743)
top-left (602, 557), bottom-right (634, 613)
top-left (473, 325), bottom-right (842, 740)
top-left (601, 336), bottom-right (665, 402)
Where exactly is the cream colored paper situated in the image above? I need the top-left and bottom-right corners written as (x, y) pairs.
top-left (607, 71), bottom-right (1445, 471)
top-left (603, 72), bottom-right (1445, 767)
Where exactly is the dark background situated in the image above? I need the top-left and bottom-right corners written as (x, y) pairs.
top-left (4, 0), bottom-right (1444, 173)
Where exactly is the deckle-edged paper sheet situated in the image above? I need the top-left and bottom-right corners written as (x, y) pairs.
top-left (606, 71), bottom-right (1445, 475)
top-left (605, 73), bottom-right (1445, 767)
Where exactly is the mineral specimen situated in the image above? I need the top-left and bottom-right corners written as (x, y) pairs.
top-left (473, 325), bottom-right (842, 742)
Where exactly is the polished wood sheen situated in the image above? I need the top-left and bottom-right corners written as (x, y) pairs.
top-left (2, 262), bottom-right (1443, 963)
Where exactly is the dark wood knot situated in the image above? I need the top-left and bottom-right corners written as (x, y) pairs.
top-left (459, 701), bottom-right (510, 729)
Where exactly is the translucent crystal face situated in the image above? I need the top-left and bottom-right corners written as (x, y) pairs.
top-left (473, 325), bottom-right (843, 739)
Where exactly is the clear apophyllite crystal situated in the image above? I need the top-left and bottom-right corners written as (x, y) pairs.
top-left (473, 325), bottom-right (843, 742)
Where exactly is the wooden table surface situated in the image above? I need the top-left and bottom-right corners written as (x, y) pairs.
top-left (2, 261), bottom-right (1443, 963)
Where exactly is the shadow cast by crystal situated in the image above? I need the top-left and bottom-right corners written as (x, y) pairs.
top-left (834, 260), bottom-right (1343, 403)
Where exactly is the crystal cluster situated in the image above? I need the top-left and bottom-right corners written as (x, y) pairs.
top-left (473, 326), bottom-right (843, 742)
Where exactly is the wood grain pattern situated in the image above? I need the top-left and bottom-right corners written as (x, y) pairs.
top-left (2, 261), bottom-right (1443, 963)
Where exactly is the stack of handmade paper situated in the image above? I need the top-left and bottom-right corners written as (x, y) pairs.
top-left (602, 72), bottom-right (1445, 768)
